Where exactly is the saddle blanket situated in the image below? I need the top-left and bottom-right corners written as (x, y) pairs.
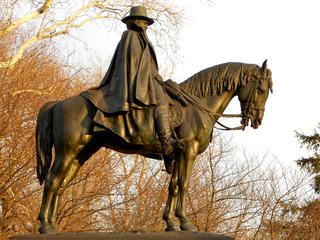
top-left (92, 101), bottom-right (183, 145)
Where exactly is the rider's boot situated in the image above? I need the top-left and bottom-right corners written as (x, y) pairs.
top-left (155, 105), bottom-right (177, 174)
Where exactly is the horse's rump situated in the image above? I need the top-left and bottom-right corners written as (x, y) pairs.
top-left (92, 100), bottom-right (183, 145)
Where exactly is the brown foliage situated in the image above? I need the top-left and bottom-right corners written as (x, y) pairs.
top-left (260, 199), bottom-right (320, 240)
top-left (0, 31), bottom-right (93, 238)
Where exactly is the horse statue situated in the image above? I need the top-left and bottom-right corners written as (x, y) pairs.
top-left (36, 61), bottom-right (273, 233)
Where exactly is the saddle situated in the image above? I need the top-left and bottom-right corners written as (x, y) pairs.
top-left (92, 80), bottom-right (188, 146)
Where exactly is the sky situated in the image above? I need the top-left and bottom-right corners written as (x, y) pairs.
top-left (172, 0), bottom-right (320, 167)
top-left (69, 0), bottom-right (320, 168)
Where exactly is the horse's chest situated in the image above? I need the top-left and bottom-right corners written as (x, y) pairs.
top-left (179, 108), bottom-right (213, 147)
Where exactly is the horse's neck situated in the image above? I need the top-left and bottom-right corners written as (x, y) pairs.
top-left (203, 90), bottom-right (236, 117)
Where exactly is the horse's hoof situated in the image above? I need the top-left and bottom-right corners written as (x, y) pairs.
top-left (38, 225), bottom-right (59, 234)
top-left (164, 218), bottom-right (180, 231)
top-left (165, 224), bottom-right (180, 231)
top-left (50, 222), bottom-right (59, 231)
top-left (180, 220), bottom-right (197, 231)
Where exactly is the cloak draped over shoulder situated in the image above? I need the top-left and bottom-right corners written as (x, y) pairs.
top-left (80, 30), bottom-right (159, 113)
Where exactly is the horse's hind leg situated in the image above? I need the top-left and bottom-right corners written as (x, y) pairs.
top-left (48, 158), bottom-right (81, 230)
top-left (47, 138), bottom-right (101, 232)
top-left (38, 152), bottom-right (76, 234)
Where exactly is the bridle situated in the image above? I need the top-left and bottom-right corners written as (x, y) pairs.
top-left (169, 61), bottom-right (270, 131)
top-left (215, 68), bottom-right (267, 131)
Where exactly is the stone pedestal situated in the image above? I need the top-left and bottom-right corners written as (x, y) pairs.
top-left (9, 231), bottom-right (234, 240)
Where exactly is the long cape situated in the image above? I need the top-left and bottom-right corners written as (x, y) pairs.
top-left (80, 30), bottom-right (159, 113)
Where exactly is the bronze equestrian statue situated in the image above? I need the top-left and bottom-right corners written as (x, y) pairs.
top-left (36, 6), bottom-right (273, 234)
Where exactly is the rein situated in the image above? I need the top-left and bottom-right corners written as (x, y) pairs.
top-left (179, 87), bottom-right (245, 131)
top-left (179, 71), bottom-right (265, 131)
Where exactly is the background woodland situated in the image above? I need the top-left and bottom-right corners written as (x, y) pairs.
top-left (0, 1), bottom-right (319, 239)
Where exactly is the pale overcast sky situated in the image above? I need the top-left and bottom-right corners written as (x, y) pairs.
top-left (70, 0), bottom-right (320, 167)
top-left (172, 0), bottom-right (320, 166)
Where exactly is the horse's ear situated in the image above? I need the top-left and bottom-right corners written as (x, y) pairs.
top-left (262, 59), bottom-right (267, 73)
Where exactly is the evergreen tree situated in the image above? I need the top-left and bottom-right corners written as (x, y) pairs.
top-left (296, 123), bottom-right (320, 193)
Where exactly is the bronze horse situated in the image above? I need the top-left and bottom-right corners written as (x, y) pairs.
top-left (36, 61), bottom-right (272, 233)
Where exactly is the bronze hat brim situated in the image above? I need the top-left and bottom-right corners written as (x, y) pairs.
top-left (122, 15), bottom-right (154, 25)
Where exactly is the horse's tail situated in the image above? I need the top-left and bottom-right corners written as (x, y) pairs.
top-left (36, 101), bottom-right (58, 185)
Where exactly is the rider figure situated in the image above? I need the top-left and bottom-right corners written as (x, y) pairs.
top-left (81, 6), bottom-right (176, 173)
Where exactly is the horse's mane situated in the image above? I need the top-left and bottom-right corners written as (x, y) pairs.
top-left (180, 62), bottom-right (259, 97)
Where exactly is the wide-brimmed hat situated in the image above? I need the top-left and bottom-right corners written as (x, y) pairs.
top-left (122, 6), bottom-right (154, 25)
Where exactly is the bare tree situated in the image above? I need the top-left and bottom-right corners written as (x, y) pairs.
top-left (179, 133), bottom-right (309, 239)
top-left (0, 0), bottom-right (183, 69)
top-left (0, 30), bottom-right (112, 238)
top-left (261, 198), bottom-right (320, 240)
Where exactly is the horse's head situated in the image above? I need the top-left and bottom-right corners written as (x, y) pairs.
top-left (238, 60), bottom-right (273, 129)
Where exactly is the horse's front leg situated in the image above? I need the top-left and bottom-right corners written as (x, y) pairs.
top-left (162, 159), bottom-right (179, 231)
top-left (175, 142), bottom-right (198, 231)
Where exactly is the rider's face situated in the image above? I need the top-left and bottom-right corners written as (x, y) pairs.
top-left (135, 19), bottom-right (149, 31)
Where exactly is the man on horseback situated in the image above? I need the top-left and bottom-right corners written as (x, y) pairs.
top-left (81, 6), bottom-right (176, 173)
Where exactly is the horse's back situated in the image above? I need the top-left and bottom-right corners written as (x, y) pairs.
top-left (54, 95), bottom-right (94, 119)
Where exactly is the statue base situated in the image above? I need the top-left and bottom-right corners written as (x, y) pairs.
top-left (9, 231), bottom-right (234, 240)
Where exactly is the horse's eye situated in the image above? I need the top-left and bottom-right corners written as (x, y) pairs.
top-left (258, 79), bottom-right (268, 93)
